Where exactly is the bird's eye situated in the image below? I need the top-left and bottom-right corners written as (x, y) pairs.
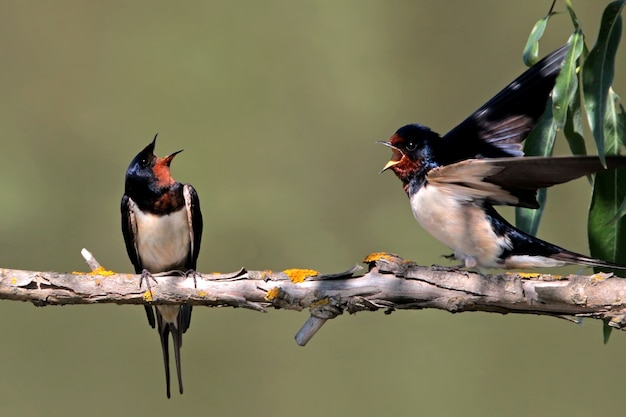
top-left (140, 157), bottom-right (150, 167)
top-left (405, 141), bottom-right (417, 151)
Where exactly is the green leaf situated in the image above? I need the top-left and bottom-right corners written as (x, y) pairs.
top-left (588, 167), bottom-right (626, 267)
top-left (552, 30), bottom-right (584, 129)
top-left (563, 82), bottom-right (588, 157)
top-left (522, 97), bottom-right (558, 157)
top-left (515, 99), bottom-right (557, 234)
top-left (564, 0), bottom-right (582, 29)
top-left (516, 189), bottom-right (547, 236)
top-left (523, 11), bottom-right (555, 66)
top-left (605, 88), bottom-right (626, 151)
top-left (604, 89), bottom-right (626, 222)
top-left (587, 91), bottom-right (626, 268)
top-left (588, 92), bottom-right (626, 269)
top-left (582, 0), bottom-right (624, 162)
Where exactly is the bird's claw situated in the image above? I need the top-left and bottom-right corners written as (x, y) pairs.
top-left (431, 264), bottom-right (463, 272)
top-left (139, 269), bottom-right (159, 299)
top-left (184, 269), bottom-right (202, 288)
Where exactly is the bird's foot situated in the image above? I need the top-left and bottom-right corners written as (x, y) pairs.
top-left (436, 254), bottom-right (464, 271)
top-left (184, 269), bottom-right (202, 288)
top-left (139, 269), bottom-right (159, 299)
top-left (431, 264), bottom-right (464, 272)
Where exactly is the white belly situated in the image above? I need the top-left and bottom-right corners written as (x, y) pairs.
top-left (133, 206), bottom-right (191, 273)
top-left (409, 185), bottom-right (511, 269)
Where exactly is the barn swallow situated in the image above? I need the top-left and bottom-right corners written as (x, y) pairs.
top-left (121, 134), bottom-right (203, 397)
top-left (379, 46), bottom-right (626, 271)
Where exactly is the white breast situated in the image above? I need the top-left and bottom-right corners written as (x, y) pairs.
top-left (132, 205), bottom-right (191, 273)
top-left (409, 184), bottom-right (511, 269)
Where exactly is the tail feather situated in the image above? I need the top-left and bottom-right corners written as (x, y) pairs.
top-left (156, 312), bottom-right (172, 399)
top-left (172, 319), bottom-right (184, 395)
top-left (490, 207), bottom-right (626, 272)
top-left (155, 306), bottom-right (187, 398)
top-left (144, 306), bottom-right (156, 328)
top-left (181, 305), bottom-right (192, 334)
top-left (550, 251), bottom-right (626, 270)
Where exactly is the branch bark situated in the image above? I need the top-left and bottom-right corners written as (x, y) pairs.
top-left (2, 250), bottom-right (626, 345)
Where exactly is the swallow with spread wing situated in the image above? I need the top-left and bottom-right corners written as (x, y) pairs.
top-left (380, 46), bottom-right (626, 271)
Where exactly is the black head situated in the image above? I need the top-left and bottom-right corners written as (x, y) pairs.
top-left (378, 124), bottom-right (441, 181)
top-left (124, 134), bottom-right (183, 200)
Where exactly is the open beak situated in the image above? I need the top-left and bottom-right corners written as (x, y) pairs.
top-left (162, 149), bottom-right (184, 166)
top-left (380, 159), bottom-right (401, 173)
top-left (376, 140), bottom-right (403, 173)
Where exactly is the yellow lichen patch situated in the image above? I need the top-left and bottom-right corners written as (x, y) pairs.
top-left (143, 290), bottom-right (153, 302)
top-left (283, 269), bottom-right (318, 283)
top-left (591, 274), bottom-right (607, 283)
top-left (197, 290), bottom-right (208, 297)
top-left (265, 287), bottom-right (280, 301)
top-left (11, 277), bottom-right (16, 285)
top-left (363, 252), bottom-right (387, 262)
top-left (71, 266), bottom-right (115, 276)
top-left (261, 270), bottom-right (273, 279)
top-left (91, 266), bottom-right (115, 276)
top-left (310, 298), bottom-right (329, 308)
top-left (363, 252), bottom-right (399, 263)
top-left (512, 272), bottom-right (541, 278)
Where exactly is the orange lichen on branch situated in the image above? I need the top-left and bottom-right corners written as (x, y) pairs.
top-left (71, 266), bottom-right (116, 276)
top-left (92, 267), bottom-right (115, 276)
top-left (283, 269), bottom-right (318, 283)
top-left (508, 272), bottom-right (541, 279)
top-left (363, 252), bottom-right (400, 263)
top-left (143, 290), bottom-right (153, 302)
top-left (265, 287), bottom-right (281, 301)
top-left (590, 273), bottom-right (610, 283)
top-left (310, 298), bottom-right (329, 308)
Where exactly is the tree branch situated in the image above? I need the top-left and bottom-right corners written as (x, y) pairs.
top-left (2, 250), bottom-right (626, 345)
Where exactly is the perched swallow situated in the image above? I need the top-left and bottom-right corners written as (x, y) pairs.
top-left (380, 46), bottom-right (626, 271)
top-left (121, 135), bottom-right (203, 398)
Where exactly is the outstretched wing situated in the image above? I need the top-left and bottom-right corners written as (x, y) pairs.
top-left (440, 45), bottom-right (569, 163)
top-left (427, 155), bottom-right (626, 209)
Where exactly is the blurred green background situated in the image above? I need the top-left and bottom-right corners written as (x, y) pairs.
top-left (0, 1), bottom-right (624, 416)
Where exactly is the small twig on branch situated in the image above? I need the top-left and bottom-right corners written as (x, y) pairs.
top-left (81, 248), bottom-right (101, 272)
top-left (1, 250), bottom-right (625, 345)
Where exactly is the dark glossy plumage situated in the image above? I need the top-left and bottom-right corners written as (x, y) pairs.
top-left (121, 134), bottom-right (203, 397)
top-left (380, 46), bottom-right (626, 271)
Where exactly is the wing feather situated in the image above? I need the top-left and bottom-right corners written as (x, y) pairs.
top-left (427, 155), bottom-right (626, 209)
top-left (120, 195), bottom-right (141, 273)
top-left (441, 45), bottom-right (568, 162)
top-left (183, 184), bottom-right (203, 271)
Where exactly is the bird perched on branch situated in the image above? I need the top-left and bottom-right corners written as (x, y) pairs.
top-left (121, 135), bottom-right (203, 397)
top-left (379, 45), bottom-right (626, 272)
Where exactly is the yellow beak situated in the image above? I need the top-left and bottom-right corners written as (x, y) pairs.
top-left (380, 159), bottom-right (401, 173)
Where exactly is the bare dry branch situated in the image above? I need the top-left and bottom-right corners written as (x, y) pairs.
top-left (2, 250), bottom-right (626, 345)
